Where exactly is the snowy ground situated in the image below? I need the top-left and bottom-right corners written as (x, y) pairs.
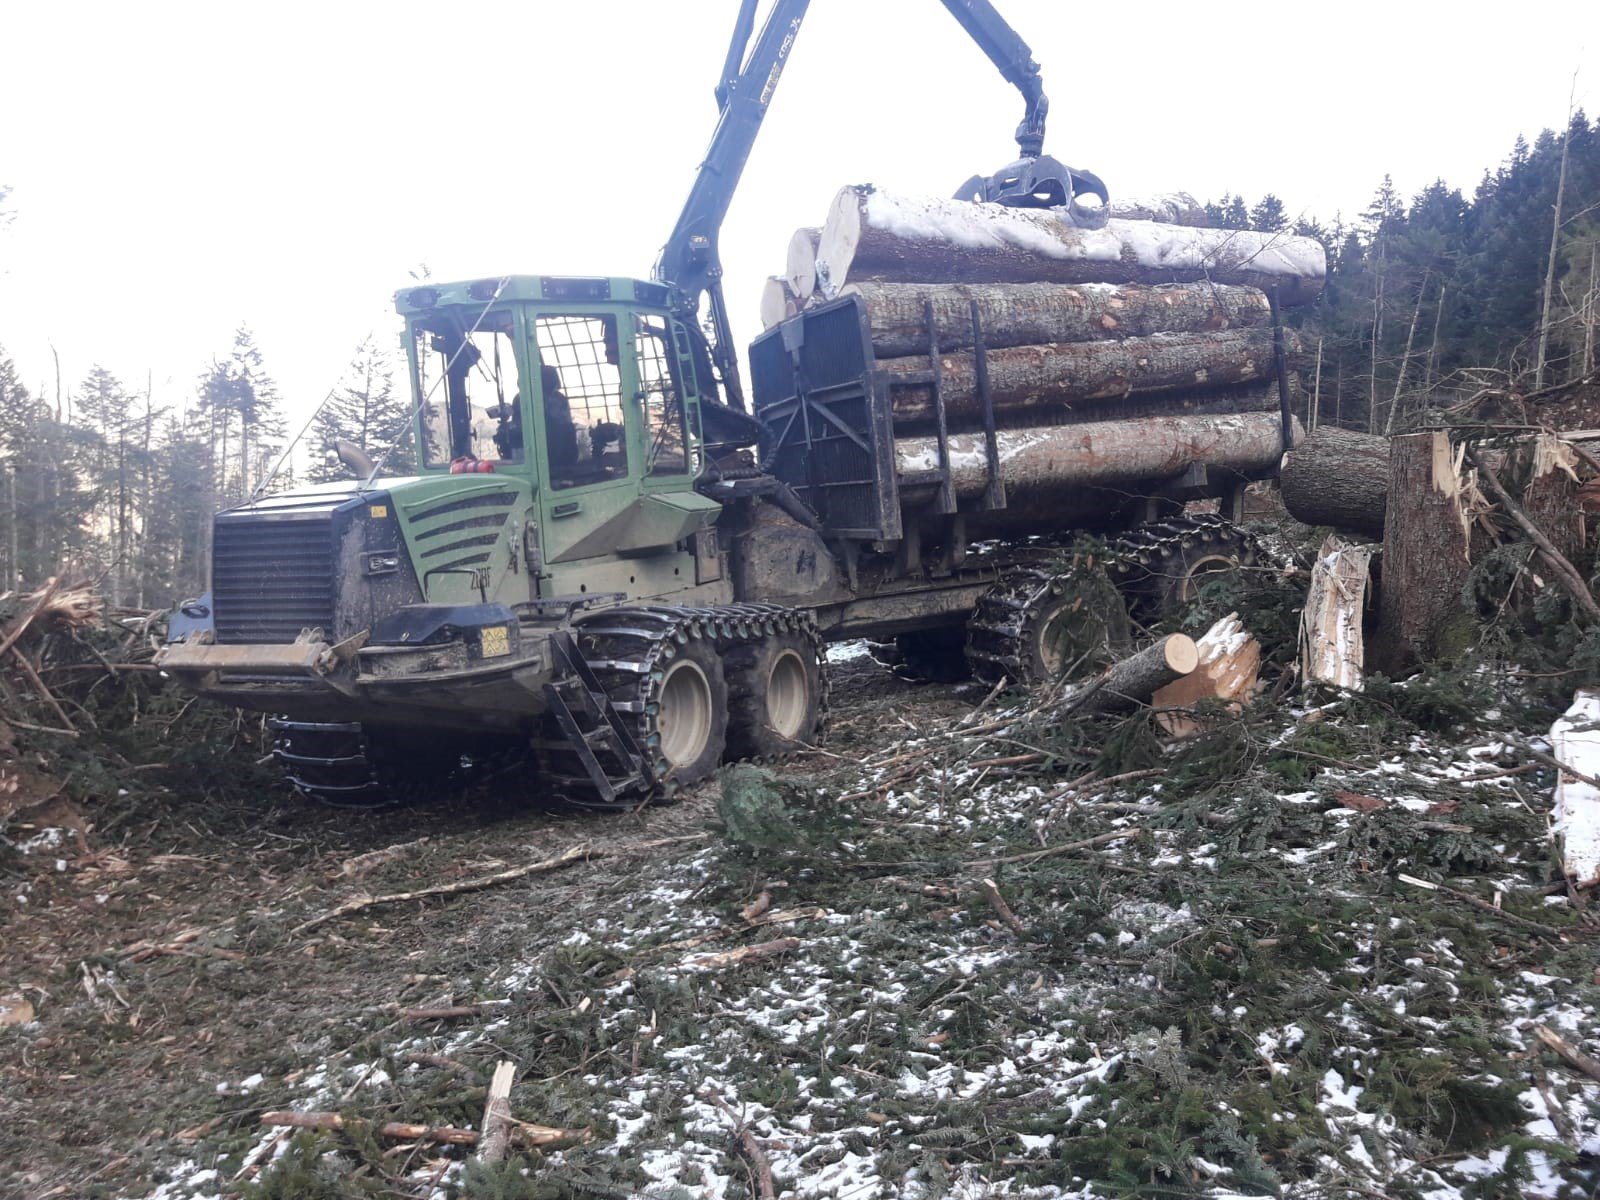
top-left (100, 656), bottom-right (1600, 1200)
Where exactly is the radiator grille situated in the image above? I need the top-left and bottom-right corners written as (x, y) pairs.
top-left (213, 515), bottom-right (336, 644)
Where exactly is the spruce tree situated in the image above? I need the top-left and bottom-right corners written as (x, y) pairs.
top-left (308, 334), bottom-right (412, 483)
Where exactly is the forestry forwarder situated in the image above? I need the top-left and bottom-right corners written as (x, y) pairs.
top-left (158, 1), bottom-right (1272, 808)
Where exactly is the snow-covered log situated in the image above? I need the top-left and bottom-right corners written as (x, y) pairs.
top-left (895, 411), bottom-right (1299, 502)
top-left (816, 187), bottom-right (1327, 307)
top-left (879, 328), bottom-right (1290, 424)
top-left (1108, 192), bottom-right (1209, 227)
top-left (844, 280), bottom-right (1272, 357)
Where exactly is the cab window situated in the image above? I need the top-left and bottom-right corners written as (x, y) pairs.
top-left (535, 314), bottom-right (629, 490)
top-left (413, 309), bottom-right (524, 468)
top-left (636, 314), bottom-right (687, 476)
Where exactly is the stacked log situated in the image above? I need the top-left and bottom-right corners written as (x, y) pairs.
top-left (815, 186), bottom-right (1326, 306)
top-left (754, 183), bottom-right (1326, 509)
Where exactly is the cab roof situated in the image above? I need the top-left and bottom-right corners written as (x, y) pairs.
top-left (393, 275), bottom-right (671, 316)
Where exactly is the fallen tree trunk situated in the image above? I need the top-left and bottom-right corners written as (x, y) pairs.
top-left (880, 328), bottom-right (1292, 424)
top-left (817, 187), bottom-right (1326, 306)
top-left (260, 1110), bottom-right (588, 1148)
top-left (896, 411), bottom-right (1299, 501)
top-left (845, 280), bottom-right (1273, 357)
top-left (1060, 634), bottom-right (1199, 716)
top-left (1279, 427), bottom-right (1390, 537)
top-left (785, 227), bottom-right (821, 302)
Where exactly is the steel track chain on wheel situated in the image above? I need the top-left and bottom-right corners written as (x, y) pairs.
top-left (271, 719), bottom-right (530, 809)
top-left (269, 719), bottom-right (388, 808)
top-left (965, 560), bottom-right (1131, 688)
top-left (541, 604), bottom-right (830, 810)
top-left (1104, 512), bottom-right (1268, 617)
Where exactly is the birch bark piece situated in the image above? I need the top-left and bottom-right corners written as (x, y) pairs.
top-left (817, 187), bottom-right (1327, 306)
top-left (1298, 536), bottom-right (1372, 691)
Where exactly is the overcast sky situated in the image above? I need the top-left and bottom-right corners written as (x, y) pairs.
top-left (0, 0), bottom-right (1592, 433)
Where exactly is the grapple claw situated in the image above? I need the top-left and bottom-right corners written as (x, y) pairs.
top-left (953, 155), bottom-right (1110, 226)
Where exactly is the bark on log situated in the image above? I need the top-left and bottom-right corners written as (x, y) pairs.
top-left (845, 280), bottom-right (1272, 357)
top-left (817, 187), bottom-right (1327, 306)
top-left (259, 1111), bottom-right (587, 1148)
top-left (879, 328), bottom-right (1291, 424)
top-left (760, 276), bottom-right (800, 331)
top-left (785, 227), bottom-right (821, 302)
top-left (1059, 634), bottom-right (1200, 716)
top-left (895, 411), bottom-right (1299, 502)
top-left (1374, 431), bottom-right (1477, 672)
top-left (1279, 427), bottom-right (1390, 537)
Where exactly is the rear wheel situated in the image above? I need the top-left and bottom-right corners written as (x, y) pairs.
top-left (725, 629), bottom-right (825, 759)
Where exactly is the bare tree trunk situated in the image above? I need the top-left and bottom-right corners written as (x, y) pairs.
top-left (1311, 337), bottom-right (1324, 429)
top-left (1384, 274), bottom-right (1428, 435)
top-left (1424, 283), bottom-right (1448, 390)
top-left (1536, 78), bottom-right (1576, 389)
top-left (1585, 244), bottom-right (1598, 377)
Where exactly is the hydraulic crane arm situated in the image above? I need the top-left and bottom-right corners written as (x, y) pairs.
top-left (654, 0), bottom-right (1107, 413)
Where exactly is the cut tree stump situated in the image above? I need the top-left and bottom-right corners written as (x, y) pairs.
top-left (844, 280), bottom-right (1272, 357)
top-left (1279, 427), bottom-right (1390, 538)
top-left (1058, 634), bottom-right (1199, 717)
top-left (816, 187), bottom-right (1327, 306)
top-left (878, 328), bottom-right (1291, 424)
top-left (1299, 536), bottom-right (1373, 691)
top-left (1151, 613), bottom-right (1260, 735)
top-left (1373, 431), bottom-right (1479, 672)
